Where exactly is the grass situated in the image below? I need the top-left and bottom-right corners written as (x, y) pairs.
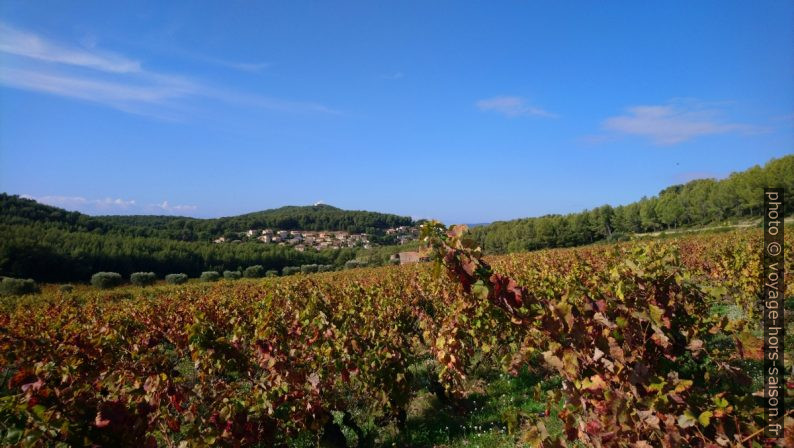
top-left (281, 363), bottom-right (563, 447)
top-left (375, 366), bottom-right (563, 448)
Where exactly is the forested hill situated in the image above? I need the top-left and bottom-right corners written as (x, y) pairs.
top-left (0, 197), bottom-right (414, 241)
top-left (210, 204), bottom-right (413, 236)
top-left (0, 198), bottom-right (414, 282)
top-left (471, 155), bottom-right (794, 253)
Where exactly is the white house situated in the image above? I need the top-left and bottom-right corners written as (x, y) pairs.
top-left (397, 251), bottom-right (427, 265)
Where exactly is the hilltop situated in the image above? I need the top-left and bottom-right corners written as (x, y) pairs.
top-left (0, 195), bottom-right (414, 242)
top-left (0, 196), bottom-right (416, 282)
top-left (1, 154), bottom-right (791, 283)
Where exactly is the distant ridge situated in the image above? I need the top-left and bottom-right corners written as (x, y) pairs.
top-left (0, 195), bottom-right (417, 282)
top-left (470, 155), bottom-right (793, 253)
top-left (0, 195), bottom-right (414, 240)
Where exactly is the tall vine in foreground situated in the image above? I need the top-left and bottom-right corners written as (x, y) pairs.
top-left (421, 221), bottom-right (783, 447)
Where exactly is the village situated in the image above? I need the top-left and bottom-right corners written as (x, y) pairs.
top-left (212, 225), bottom-right (418, 251)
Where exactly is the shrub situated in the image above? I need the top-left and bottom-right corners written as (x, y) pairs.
top-left (0, 277), bottom-right (39, 296)
top-left (344, 259), bottom-right (365, 270)
top-left (265, 270), bottom-right (279, 277)
top-left (243, 265), bottom-right (265, 278)
top-left (300, 264), bottom-right (318, 274)
top-left (282, 266), bottom-right (300, 276)
top-left (59, 284), bottom-right (74, 293)
top-left (318, 265), bottom-right (334, 273)
top-left (607, 231), bottom-right (630, 242)
top-left (165, 273), bottom-right (189, 285)
top-left (130, 272), bottom-right (157, 287)
top-left (91, 272), bottom-right (122, 289)
top-left (200, 271), bottom-right (220, 282)
top-left (223, 270), bottom-right (242, 280)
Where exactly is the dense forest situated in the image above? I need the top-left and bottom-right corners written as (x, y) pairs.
top-left (0, 199), bottom-right (413, 282)
top-left (0, 222), bottom-right (359, 282)
top-left (95, 205), bottom-right (414, 241)
top-left (471, 155), bottom-right (794, 253)
top-left (0, 199), bottom-right (414, 242)
top-left (2, 156), bottom-right (791, 282)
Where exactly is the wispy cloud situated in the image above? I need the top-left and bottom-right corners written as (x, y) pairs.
top-left (0, 22), bottom-right (141, 73)
top-left (0, 67), bottom-right (200, 120)
top-left (22, 194), bottom-right (198, 215)
top-left (22, 195), bottom-right (137, 212)
top-left (208, 88), bottom-right (340, 114)
top-left (0, 22), bottom-right (335, 118)
top-left (151, 200), bottom-right (198, 213)
top-left (0, 67), bottom-right (195, 104)
top-left (597, 99), bottom-right (765, 145)
top-left (476, 96), bottom-right (557, 118)
top-left (191, 53), bottom-right (270, 72)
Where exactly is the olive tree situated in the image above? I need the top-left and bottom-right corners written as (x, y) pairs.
top-left (243, 265), bottom-right (265, 278)
top-left (91, 272), bottom-right (122, 289)
top-left (200, 271), bottom-right (220, 282)
top-left (165, 273), bottom-right (189, 285)
top-left (130, 272), bottom-right (157, 287)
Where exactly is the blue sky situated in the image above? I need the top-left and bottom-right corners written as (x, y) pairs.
top-left (0, 1), bottom-right (791, 223)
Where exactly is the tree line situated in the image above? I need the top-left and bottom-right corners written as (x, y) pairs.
top-left (0, 198), bottom-right (417, 283)
top-left (0, 223), bottom-right (416, 284)
top-left (0, 198), bottom-right (414, 242)
top-left (470, 155), bottom-right (793, 253)
top-left (2, 156), bottom-right (789, 281)
top-left (0, 222), bottom-right (363, 283)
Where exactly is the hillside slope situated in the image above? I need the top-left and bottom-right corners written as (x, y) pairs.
top-left (471, 154), bottom-right (793, 253)
top-left (0, 197), bottom-right (414, 282)
top-left (0, 195), bottom-right (413, 242)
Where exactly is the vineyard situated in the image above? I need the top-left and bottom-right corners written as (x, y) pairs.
top-left (1, 226), bottom-right (792, 447)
